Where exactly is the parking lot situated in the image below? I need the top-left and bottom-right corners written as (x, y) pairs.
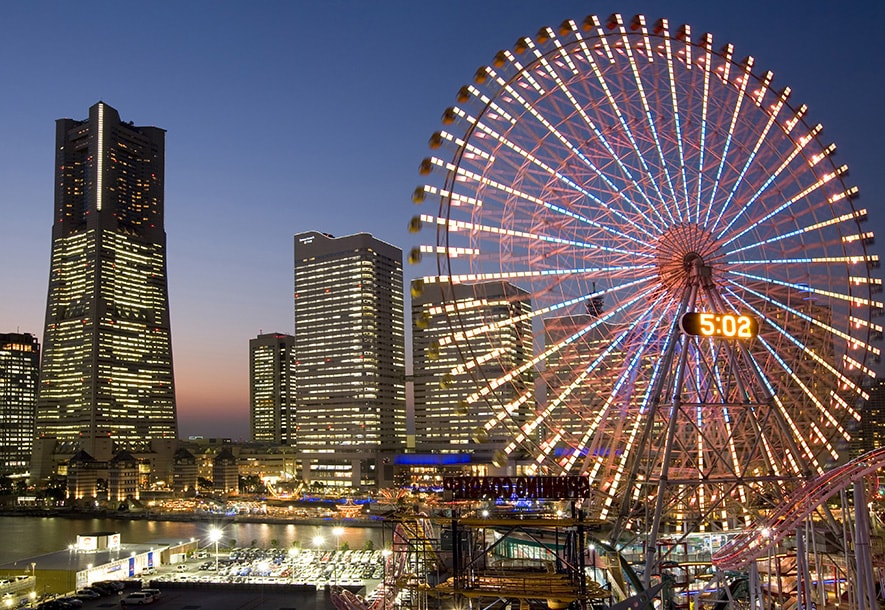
top-left (28, 546), bottom-right (379, 610)
top-left (47, 582), bottom-right (338, 610)
top-left (154, 547), bottom-right (384, 588)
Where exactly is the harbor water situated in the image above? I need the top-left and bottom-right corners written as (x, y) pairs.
top-left (0, 516), bottom-right (384, 567)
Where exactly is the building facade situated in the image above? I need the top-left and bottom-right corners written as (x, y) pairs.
top-left (212, 448), bottom-right (239, 495)
top-left (33, 102), bottom-right (177, 480)
top-left (0, 333), bottom-right (40, 476)
top-left (293, 231), bottom-right (406, 490)
top-left (411, 281), bottom-right (533, 464)
top-left (250, 333), bottom-right (296, 444)
top-left (858, 380), bottom-right (885, 455)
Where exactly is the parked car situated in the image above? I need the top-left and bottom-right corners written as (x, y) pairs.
top-left (140, 589), bottom-right (161, 600)
top-left (176, 564), bottom-right (188, 572)
top-left (120, 591), bottom-right (154, 606)
top-left (74, 589), bottom-right (100, 600)
top-left (37, 601), bottom-right (79, 610)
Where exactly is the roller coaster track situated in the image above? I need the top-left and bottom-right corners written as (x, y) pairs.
top-left (332, 517), bottom-right (435, 610)
top-left (713, 447), bottom-right (885, 571)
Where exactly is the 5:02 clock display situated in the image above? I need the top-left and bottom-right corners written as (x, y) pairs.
top-left (679, 312), bottom-right (759, 339)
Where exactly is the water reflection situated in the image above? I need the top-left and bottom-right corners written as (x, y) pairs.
top-left (0, 517), bottom-right (382, 566)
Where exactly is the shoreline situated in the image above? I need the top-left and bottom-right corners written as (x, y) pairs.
top-left (0, 508), bottom-right (386, 528)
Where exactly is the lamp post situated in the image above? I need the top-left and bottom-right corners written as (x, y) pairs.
top-left (312, 536), bottom-right (324, 587)
top-left (332, 527), bottom-right (344, 585)
top-left (209, 528), bottom-right (223, 574)
top-left (288, 547), bottom-right (298, 584)
top-left (29, 563), bottom-right (35, 609)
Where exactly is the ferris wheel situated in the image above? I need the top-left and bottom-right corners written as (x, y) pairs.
top-left (409, 13), bottom-right (882, 560)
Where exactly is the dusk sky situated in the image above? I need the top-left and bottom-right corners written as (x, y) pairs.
top-left (1, 1), bottom-right (882, 439)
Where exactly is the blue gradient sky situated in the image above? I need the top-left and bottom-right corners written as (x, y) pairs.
top-left (1, 1), bottom-right (882, 439)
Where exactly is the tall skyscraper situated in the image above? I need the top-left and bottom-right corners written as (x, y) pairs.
top-left (293, 231), bottom-right (405, 489)
top-left (34, 102), bottom-right (177, 474)
top-left (858, 380), bottom-right (885, 455)
top-left (412, 281), bottom-right (533, 462)
top-left (0, 333), bottom-right (40, 476)
top-left (250, 333), bottom-right (296, 444)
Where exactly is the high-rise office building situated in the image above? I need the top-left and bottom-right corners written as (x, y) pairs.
top-left (412, 281), bottom-right (533, 462)
top-left (857, 380), bottom-right (885, 455)
top-left (293, 231), bottom-right (405, 489)
top-left (34, 102), bottom-right (177, 477)
top-left (250, 333), bottom-right (296, 444)
top-left (0, 333), bottom-right (40, 476)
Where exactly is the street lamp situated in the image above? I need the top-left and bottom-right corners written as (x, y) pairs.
top-left (331, 527), bottom-right (344, 586)
top-left (209, 528), bottom-right (223, 573)
top-left (312, 536), bottom-right (324, 586)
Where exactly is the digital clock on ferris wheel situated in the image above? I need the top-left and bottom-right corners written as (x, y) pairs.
top-left (679, 312), bottom-right (759, 339)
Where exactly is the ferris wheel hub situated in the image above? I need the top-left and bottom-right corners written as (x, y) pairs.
top-left (655, 223), bottom-right (721, 293)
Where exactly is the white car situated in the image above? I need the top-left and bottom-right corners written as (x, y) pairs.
top-left (120, 591), bottom-right (154, 605)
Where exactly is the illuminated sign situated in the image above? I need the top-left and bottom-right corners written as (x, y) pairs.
top-left (443, 475), bottom-right (591, 500)
top-left (679, 312), bottom-right (759, 339)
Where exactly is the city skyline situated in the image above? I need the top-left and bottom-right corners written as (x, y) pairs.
top-left (1, 2), bottom-right (883, 439)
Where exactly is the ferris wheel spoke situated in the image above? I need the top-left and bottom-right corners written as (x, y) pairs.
top-left (519, 32), bottom-right (675, 234)
top-left (599, 306), bottom-right (693, 518)
top-left (729, 290), bottom-right (875, 414)
top-left (711, 86), bottom-right (789, 237)
top-left (476, 387), bottom-right (535, 438)
top-left (655, 17), bottom-right (692, 221)
top-left (694, 33), bottom-right (714, 223)
top-left (729, 270), bottom-right (884, 310)
top-left (712, 115), bottom-right (826, 243)
top-left (421, 264), bottom-right (655, 287)
top-left (423, 155), bottom-right (660, 244)
top-left (722, 291), bottom-right (854, 452)
top-left (727, 208), bottom-right (869, 255)
top-left (437, 278), bottom-right (650, 351)
top-left (565, 18), bottom-right (680, 225)
top-left (720, 164), bottom-right (854, 249)
top-left (725, 281), bottom-right (876, 395)
top-left (565, 296), bottom-right (673, 474)
top-left (613, 15), bottom-right (683, 222)
top-left (461, 286), bottom-right (658, 407)
top-left (753, 335), bottom-right (841, 466)
top-left (525, 296), bottom-right (671, 476)
top-left (442, 101), bottom-right (665, 238)
top-left (726, 254), bottom-right (879, 267)
top-left (480, 63), bottom-right (668, 239)
top-left (416, 213), bottom-right (653, 257)
top-left (704, 56), bottom-right (755, 228)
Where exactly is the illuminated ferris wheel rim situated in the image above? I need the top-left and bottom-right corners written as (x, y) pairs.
top-left (409, 12), bottom-right (882, 516)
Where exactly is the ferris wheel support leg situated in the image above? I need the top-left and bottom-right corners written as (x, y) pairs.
top-left (748, 561), bottom-right (760, 609)
top-left (644, 328), bottom-right (693, 587)
top-left (612, 284), bottom-right (698, 546)
top-left (853, 482), bottom-right (876, 610)
top-left (796, 526), bottom-right (814, 610)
